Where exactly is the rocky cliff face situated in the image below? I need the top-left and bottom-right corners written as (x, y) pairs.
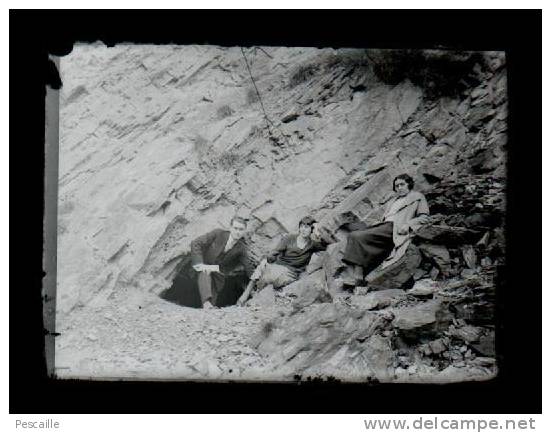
top-left (56, 44), bottom-right (506, 381)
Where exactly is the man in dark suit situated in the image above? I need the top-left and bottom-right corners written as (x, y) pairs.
top-left (161, 216), bottom-right (254, 308)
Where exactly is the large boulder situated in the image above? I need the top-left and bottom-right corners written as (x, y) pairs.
top-left (448, 324), bottom-right (483, 343)
top-left (416, 224), bottom-right (482, 245)
top-left (248, 285), bottom-right (277, 308)
top-left (366, 244), bottom-right (422, 291)
top-left (305, 251), bottom-right (326, 274)
top-left (418, 243), bottom-right (451, 276)
top-left (407, 278), bottom-right (442, 297)
top-left (392, 299), bottom-right (453, 339)
top-left (283, 269), bottom-right (332, 312)
top-left (349, 289), bottom-right (406, 310)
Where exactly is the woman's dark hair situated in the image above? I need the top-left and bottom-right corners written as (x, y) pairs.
top-left (393, 174), bottom-right (415, 192)
top-left (298, 216), bottom-right (316, 228)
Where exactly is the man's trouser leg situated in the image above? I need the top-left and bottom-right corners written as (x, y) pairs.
top-left (197, 271), bottom-right (225, 306)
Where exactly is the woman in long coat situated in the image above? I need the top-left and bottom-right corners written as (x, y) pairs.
top-left (341, 173), bottom-right (430, 286)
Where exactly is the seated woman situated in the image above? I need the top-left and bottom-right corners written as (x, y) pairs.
top-left (237, 216), bottom-right (326, 305)
top-left (340, 173), bottom-right (430, 287)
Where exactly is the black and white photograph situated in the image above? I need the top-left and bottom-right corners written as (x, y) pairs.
top-left (52, 43), bottom-right (507, 383)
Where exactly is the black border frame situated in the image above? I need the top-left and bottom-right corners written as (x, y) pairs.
top-left (9, 9), bottom-right (542, 414)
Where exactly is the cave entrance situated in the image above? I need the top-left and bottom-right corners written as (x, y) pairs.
top-left (159, 253), bottom-right (246, 308)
